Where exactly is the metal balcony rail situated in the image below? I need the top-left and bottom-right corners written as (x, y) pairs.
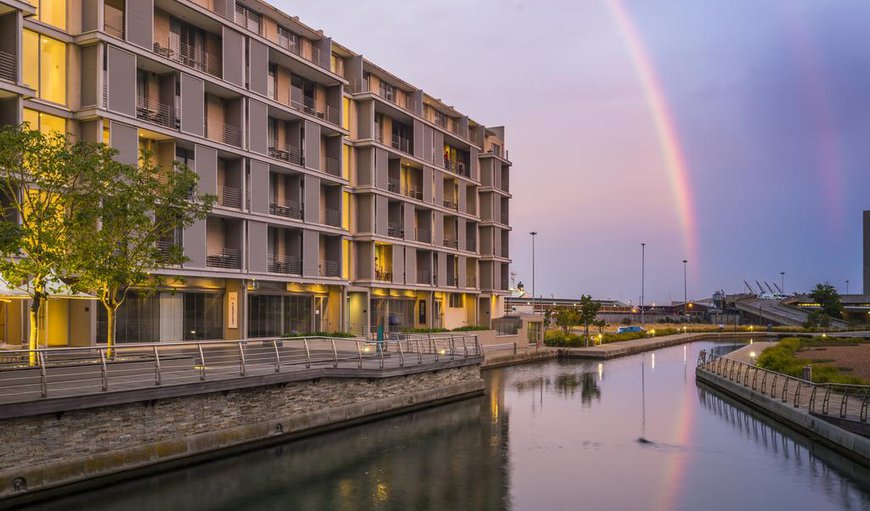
top-left (268, 254), bottom-right (301, 274)
top-left (348, 80), bottom-right (418, 114)
top-left (319, 259), bottom-right (340, 277)
top-left (387, 178), bottom-right (400, 193)
top-left (387, 222), bottom-right (403, 239)
top-left (104, 5), bottom-right (125, 39)
top-left (696, 350), bottom-right (870, 423)
top-left (208, 0), bottom-right (235, 21)
top-left (0, 335), bottom-right (482, 404)
top-left (416, 269), bottom-right (431, 284)
top-left (269, 197), bottom-right (302, 219)
top-left (443, 238), bottom-right (458, 249)
top-left (415, 227), bottom-right (431, 243)
top-left (372, 123), bottom-right (384, 144)
top-left (403, 187), bottom-right (423, 200)
top-left (450, 123), bottom-right (468, 139)
top-left (153, 38), bottom-right (220, 78)
top-left (206, 247), bottom-right (241, 269)
top-left (320, 207), bottom-right (341, 227)
top-left (324, 156), bottom-right (341, 176)
top-left (217, 185), bottom-right (242, 209)
top-left (136, 95), bottom-right (179, 129)
top-left (234, 6), bottom-right (263, 36)
top-left (375, 269), bottom-right (392, 282)
top-left (447, 275), bottom-right (459, 287)
top-left (155, 239), bottom-right (182, 265)
top-left (205, 119), bottom-right (241, 147)
top-left (0, 50), bottom-right (15, 83)
top-left (277, 34), bottom-right (324, 69)
top-left (443, 198), bottom-right (459, 211)
top-left (391, 134), bottom-right (411, 154)
top-left (466, 240), bottom-right (477, 252)
top-left (269, 143), bottom-right (304, 166)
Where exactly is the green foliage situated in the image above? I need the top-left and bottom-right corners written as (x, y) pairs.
top-left (283, 331), bottom-right (356, 338)
top-left (809, 282), bottom-right (844, 319)
top-left (553, 306), bottom-right (581, 334)
top-left (451, 325), bottom-right (490, 332)
top-left (756, 337), bottom-right (866, 384)
top-left (543, 330), bottom-right (583, 347)
top-left (803, 310), bottom-right (831, 329)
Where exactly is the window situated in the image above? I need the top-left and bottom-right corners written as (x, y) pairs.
top-left (434, 110), bottom-right (448, 128)
top-left (247, 294), bottom-right (313, 337)
top-left (268, 64), bottom-right (276, 99)
top-left (449, 293), bottom-right (463, 309)
top-left (97, 291), bottom-right (160, 344)
top-left (184, 292), bottom-right (224, 340)
top-left (23, 30), bottom-right (66, 105)
top-left (35, 0), bottom-right (67, 31)
top-left (23, 108), bottom-right (66, 134)
top-left (379, 81), bottom-right (396, 102)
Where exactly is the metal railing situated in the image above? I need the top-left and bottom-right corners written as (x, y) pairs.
top-left (268, 254), bottom-right (301, 274)
top-left (375, 269), bottom-right (392, 282)
top-left (403, 187), bottom-right (423, 200)
top-left (387, 222), bottom-right (403, 239)
top-left (348, 79), bottom-right (418, 114)
top-left (319, 259), bottom-right (340, 277)
top-left (269, 143), bottom-right (304, 166)
top-left (443, 198), bottom-right (459, 210)
top-left (417, 269), bottom-right (431, 285)
top-left (104, 5), bottom-right (125, 39)
top-left (0, 335), bottom-right (481, 404)
top-left (392, 134), bottom-right (411, 154)
top-left (269, 197), bottom-right (302, 219)
top-left (415, 227), bottom-right (431, 243)
top-left (387, 178), bottom-right (400, 193)
top-left (697, 350), bottom-right (870, 423)
top-left (155, 239), bottom-right (182, 265)
top-left (0, 50), bottom-right (15, 83)
top-left (217, 185), bottom-right (242, 209)
top-left (443, 238), bottom-right (458, 249)
top-left (277, 34), bottom-right (325, 69)
top-left (136, 96), bottom-right (179, 130)
top-left (205, 119), bottom-right (241, 147)
top-left (324, 156), bottom-right (341, 176)
top-left (206, 247), bottom-right (241, 269)
top-left (320, 207), bottom-right (341, 227)
top-left (153, 39), bottom-right (221, 77)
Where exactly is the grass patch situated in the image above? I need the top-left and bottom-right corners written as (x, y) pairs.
top-left (756, 337), bottom-right (867, 384)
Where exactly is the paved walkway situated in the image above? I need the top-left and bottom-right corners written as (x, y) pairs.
top-left (559, 332), bottom-right (771, 359)
top-left (724, 340), bottom-right (777, 364)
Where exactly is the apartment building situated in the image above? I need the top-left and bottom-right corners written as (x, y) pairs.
top-left (0, 0), bottom-right (513, 346)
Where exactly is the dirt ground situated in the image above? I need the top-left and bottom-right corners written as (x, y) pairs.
top-left (797, 345), bottom-right (870, 380)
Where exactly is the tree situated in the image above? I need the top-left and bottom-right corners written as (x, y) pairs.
top-left (578, 294), bottom-right (601, 347)
top-left (803, 310), bottom-right (831, 330)
top-left (809, 283), bottom-right (843, 319)
top-left (553, 306), bottom-right (580, 335)
top-left (0, 125), bottom-right (94, 364)
top-left (68, 149), bottom-right (214, 353)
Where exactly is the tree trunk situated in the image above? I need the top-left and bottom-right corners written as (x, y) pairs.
top-left (105, 304), bottom-right (116, 359)
top-left (28, 292), bottom-right (42, 366)
top-left (584, 322), bottom-right (590, 347)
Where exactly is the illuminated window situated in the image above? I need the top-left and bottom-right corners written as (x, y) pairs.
top-left (36, 0), bottom-right (67, 31)
top-left (23, 108), bottom-right (66, 134)
top-left (22, 30), bottom-right (67, 105)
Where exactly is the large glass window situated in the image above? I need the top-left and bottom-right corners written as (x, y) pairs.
top-left (22, 30), bottom-right (66, 105)
top-left (284, 295), bottom-right (312, 334)
top-left (35, 0), bottom-right (67, 30)
top-left (23, 108), bottom-right (66, 134)
top-left (370, 298), bottom-right (414, 333)
top-left (247, 294), bottom-right (313, 337)
top-left (184, 292), bottom-right (224, 340)
top-left (22, 30), bottom-right (38, 91)
top-left (97, 292), bottom-right (160, 344)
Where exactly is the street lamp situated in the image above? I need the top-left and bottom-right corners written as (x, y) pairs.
top-left (682, 259), bottom-right (688, 318)
top-left (641, 242), bottom-right (645, 325)
top-left (530, 231), bottom-right (537, 315)
top-left (846, 280), bottom-right (850, 295)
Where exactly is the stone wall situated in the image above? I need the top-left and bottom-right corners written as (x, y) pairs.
top-left (0, 364), bottom-right (484, 502)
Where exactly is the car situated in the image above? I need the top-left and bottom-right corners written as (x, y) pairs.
top-left (617, 326), bottom-right (646, 334)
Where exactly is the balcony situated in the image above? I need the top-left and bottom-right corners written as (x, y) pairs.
top-left (375, 269), bottom-right (392, 282)
top-left (205, 119), bottom-right (241, 147)
top-left (443, 238), bottom-right (458, 249)
top-left (0, 50), bottom-right (14, 83)
top-left (155, 239), bottom-right (182, 266)
top-left (443, 159), bottom-right (468, 177)
top-left (268, 254), bottom-right (301, 275)
top-left (417, 269), bottom-right (431, 285)
top-left (391, 134), bottom-right (411, 154)
top-left (387, 178), bottom-right (400, 193)
top-left (277, 32), bottom-right (326, 69)
top-left (269, 143), bottom-right (303, 166)
top-left (373, 123), bottom-right (384, 144)
top-left (415, 227), bottom-right (431, 244)
top-left (289, 89), bottom-right (340, 126)
top-left (269, 197), bottom-right (302, 219)
top-left (466, 239), bottom-right (477, 252)
top-left (104, 3), bottom-right (124, 39)
top-left (206, 247), bottom-right (241, 269)
top-left (349, 79), bottom-right (417, 113)
top-left (319, 260), bottom-right (340, 277)
top-left (217, 185), bottom-right (241, 209)
top-left (320, 207), bottom-right (341, 227)
top-left (136, 96), bottom-right (179, 130)
top-left (443, 198), bottom-right (458, 211)
top-left (387, 222), bottom-right (403, 239)
top-left (153, 39), bottom-right (220, 78)
top-left (324, 156), bottom-right (341, 176)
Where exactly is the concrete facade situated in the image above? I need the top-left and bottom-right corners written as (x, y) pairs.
top-left (0, 0), bottom-right (514, 346)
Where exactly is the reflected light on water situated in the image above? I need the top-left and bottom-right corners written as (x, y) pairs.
top-left (598, 363), bottom-right (603, 382)
top-left (651, 352), bottom-right (656, 370)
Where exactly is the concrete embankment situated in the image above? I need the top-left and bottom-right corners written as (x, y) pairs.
top-left (558, 332), bottom-right (778, 359)
top-left (0, 360), bottom-right (484, 507)
top-left (696, 358), bottom-right (870, 468)
top-left (482, 348), bottom-right (556, 369)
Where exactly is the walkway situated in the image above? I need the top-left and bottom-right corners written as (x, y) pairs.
top-left (558, 331), bottom-right (770, 359)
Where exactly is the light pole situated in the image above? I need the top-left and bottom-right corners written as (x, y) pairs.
top-left (780, 272), bottom-right (785, 295)
top-left (530, 232), bottom-right (537, 315)
top-left (846, 280), bottom-right (850, 295)
top-left (640, 243), bottom-right (645, 325)
top-left (682, 259), bottom-right (688, 318)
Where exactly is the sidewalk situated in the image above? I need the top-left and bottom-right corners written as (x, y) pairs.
top-left (559, 332), bottom-right (775, 359)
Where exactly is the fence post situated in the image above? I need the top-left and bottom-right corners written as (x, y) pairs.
top-left (379, 340), bottom-right (385, 369)
top-left (303, 338), bottom-right (311, 368)
top-left (357, 340), bottom-right (363, 368)
top-left (513, 342), bottom-right (517, 355)
top-left (463, 337), bottom-right (469, 358)
top-left (198, 344), bottom-right (207, 381)
top-left (840, 392), bottom-right (849, 419)
top-left (273, 339), bottom-right (281, 372)
top-left (450, 335), bottom-right (456, 360)
top-left (37, 351), bottom-right (47, 398)
top-left (99, 348), bottom-right (108, 392)
top-left (153, 345), bottom-right (161, 386)
top-left (417, 339), bottom-right (422, 364)
top-left (238, 342), bottom-right (247, 376)
top-left (331, 338), bottom-right (338, 368)
top-left (398, 340), bottom-right (404, 367)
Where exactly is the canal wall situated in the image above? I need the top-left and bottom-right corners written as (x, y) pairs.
top-left (696, 369), bottom-right (870, 467)
top-left (0, 361), bottom-right (484, 505)
top-left (559, 332), bottom-right (778, 360)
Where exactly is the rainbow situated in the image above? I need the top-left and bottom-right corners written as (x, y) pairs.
top-left (603, 0), bottom-right (699, 264)
top-left (654, 377), bottom-right (696, 511)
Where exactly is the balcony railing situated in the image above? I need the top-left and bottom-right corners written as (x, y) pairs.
top-left (415, 227), bottom-right (431, 243)
top-left (234, 7), bottom-right (262, 36)
top-left (417, 269), bottom-right (431, 285)
top-left (324, 156), bottom-right (341, 176)
top-left (269, 143), bottom-right (303, 166)
top-left (289, 89), bottom-right (339, 125)
top-left (205, 119), bottom-right (241, 147)
top-left (0, 50), bottom-right (15, 83)
top-left (277, 34), bottom-right (325, 69)
top-left (466, 239), bottom-right (477, 252)
top-left (375, 269), bottom-right (392, 282)
top-left (403, 187), bottom-right (423, 200)
top-left (443, 238), bottom-right (458, 249)
top-left (348, 79), bottom-right (418, 114)
top-left (268, 254), bottom-right (301, 274)
top-left (136, 96), bottom-right (179, 130)
top-left (104, 5), bottom-right (124, 39)
top-left (373, 123), bottom-right (384, 144)
top-left (443, 198), bottom-right (458, 211)
top-left (391, 134), bottom-right (411, 154)
top-left (387, 178), bottom-right (400, 193)
top-left (156, 239), bottom-right (182, 265)
top-left (217, 185), bottom-right (242, 209)
top-left (387, 222), bottom-right (403, 239)
top-left (447, 275), bottom-right (459, 287)
top-left (269, 197), bottom-right (302, 219)
top-left (320, 207), bottom-right (341, 227)
top-left (443, 159), bottom-right (468, 177)
top-left (449, 122), bottom-right (468, 139)
top-left (206, 247), bottom-right (241, 269)
top-left (319, 259), bottom-right (340, 277)
top-left (153, 39), bottom-right (220, 77)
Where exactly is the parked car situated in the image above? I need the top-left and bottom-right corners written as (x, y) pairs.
top-left (616, 326), bottom-right (646, 334)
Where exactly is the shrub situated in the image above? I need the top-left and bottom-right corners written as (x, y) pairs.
top-left (544, 330), bottom-right (583, 347)
top-left (283, 331), bottom-right (356, 338)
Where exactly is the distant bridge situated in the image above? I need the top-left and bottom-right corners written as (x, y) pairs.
top-left (732, 297), bottom-right (849, 329)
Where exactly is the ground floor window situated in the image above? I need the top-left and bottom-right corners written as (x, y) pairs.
top-left (97, 291), bottom-right (222, 343)
top-left (247, 294), bottom-right (313, 337)
top-left (184, 292), bottom-right (224, 341)
top-left (370, 298), bottom-right (414, 333)
top-left (97, 291), bottom-right (160, 344)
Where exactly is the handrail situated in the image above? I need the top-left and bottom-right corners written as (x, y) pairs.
top-left (0, 335), bottom-right (483, 404)
top-left (697, 350), bottom-right (870, 423)
top-left (268, 143), bottom-right (304, 166)
top-left (205, 119), bottom-right (241, 147)
top-left (136, 95), bottom-right (179, 130)
top-left (153, 38), bottom-right (220, 77)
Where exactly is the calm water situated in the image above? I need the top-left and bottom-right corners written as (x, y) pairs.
top-left (24, 341), bottom-right (870, 511)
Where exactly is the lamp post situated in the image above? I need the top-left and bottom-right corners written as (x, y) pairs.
top-left (682, 259), bottom-right (688, 318)
top-left (846, 280), bottom-right (850, 295)
top-left (530, 231), bottom-right (537, 315)
top-left (780, 272), bottom-right (785, 295)
top-left (641, 243), bottom-right (645, 325)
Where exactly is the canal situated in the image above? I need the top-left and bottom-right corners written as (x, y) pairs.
top-left (22, 341), bottom-right (870, 510)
